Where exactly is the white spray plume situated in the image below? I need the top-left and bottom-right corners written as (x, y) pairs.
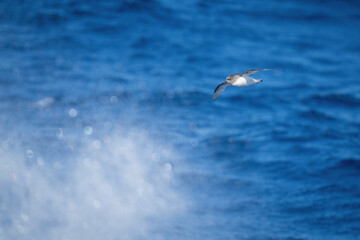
top-left (0, 128), bottom-right (186, 240)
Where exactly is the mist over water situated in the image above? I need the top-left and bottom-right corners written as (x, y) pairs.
top-left (0, 124), bottom-right (185, 240)
top-left (1, 0), bottom-right (360, 239)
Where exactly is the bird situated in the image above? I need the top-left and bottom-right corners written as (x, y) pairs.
top-left (213, 68), bottom-right (273, 101)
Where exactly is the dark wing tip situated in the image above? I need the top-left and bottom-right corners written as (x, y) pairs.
top-left (212, 82), bottom-right (229, 102)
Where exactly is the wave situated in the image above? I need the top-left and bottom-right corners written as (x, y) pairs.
top-left (298, 109), bottom-right (337, 121)
top-left (303, 93), bottom-right (360, 108)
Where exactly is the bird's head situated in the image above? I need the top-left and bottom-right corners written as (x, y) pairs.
top-left (226, 74), bottom-right (235, 83)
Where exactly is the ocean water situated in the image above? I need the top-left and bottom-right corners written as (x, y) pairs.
top-left (0, 0), bottom-right (360, 239)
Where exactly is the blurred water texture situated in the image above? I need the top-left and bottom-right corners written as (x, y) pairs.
top-left (0, 0), bottom-right (360, 239)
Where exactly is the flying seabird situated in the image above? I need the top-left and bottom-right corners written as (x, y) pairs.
top-left (213, 68), bottom-right (273, 101)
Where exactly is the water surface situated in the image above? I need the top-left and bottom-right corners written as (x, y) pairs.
top-left (0, 0), bottom-right (360, 239)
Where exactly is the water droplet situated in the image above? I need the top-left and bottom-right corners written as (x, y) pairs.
top-left (34, 97), bottom-right (54, 108)
top-left (26, 149), bottom-right (34, 159)
top-left (83, 126), bottom-right (93, 135)
top-left (56, 128), bottom-right (64, 140)
top-left (190, 139), bottom-right (199, 147)
top-left (20, 213), bottom-right (29, 222)
top-left (36, 157), bottom-right (44, 166)
top-left (164, 162), bottom-right (172, 171)
top-left (68, 108), bottom-right (77, 118)
top-left (92, 140), bottom-right (102, 149)
top-left (152, 153), bottom-right (160, 161)
top-left (54, 161), bottom-right (62, 169)
top-left (110, 96), bottom-right (118, 103)
top-left (162, 149), bottom-right (172, 157)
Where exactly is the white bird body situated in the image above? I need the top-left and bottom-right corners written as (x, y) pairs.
top-left (212, 68), bottom-right (273, 101)
top-left (232, 76), bottom-right (259, 87)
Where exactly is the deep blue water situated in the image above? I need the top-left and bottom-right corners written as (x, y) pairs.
top-left (0, 0), bottom-right (360, 239)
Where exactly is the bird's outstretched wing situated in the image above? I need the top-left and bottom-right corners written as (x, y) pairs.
top-left (213, 82), bottom-right (230, 101)
top-left (240, 68), bottom-right (272, 77)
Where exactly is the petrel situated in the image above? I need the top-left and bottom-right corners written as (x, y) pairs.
top-left (213, 69), bottom-right (273, 101)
